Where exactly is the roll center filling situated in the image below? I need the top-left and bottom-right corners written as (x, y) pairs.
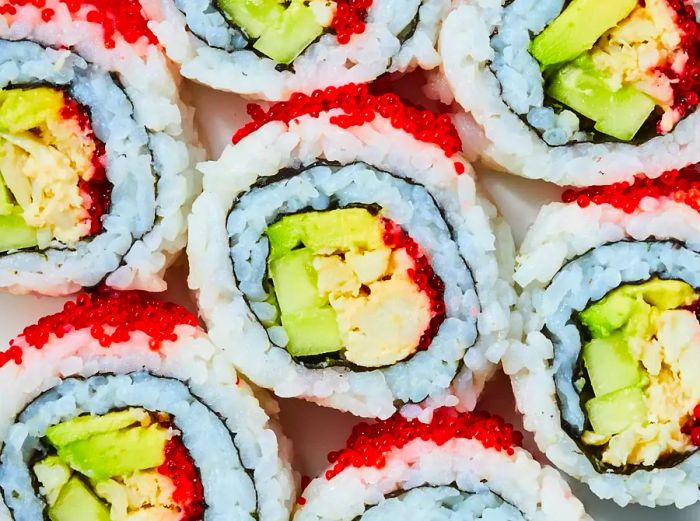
top-left (32, 408), bottom-right (203, 521)
top-left (577, 278), bottom-right (700, 467)
top-left (0, 86), bottom-right (109, 251)
top-left (264, 207), bottom-right (445, 368)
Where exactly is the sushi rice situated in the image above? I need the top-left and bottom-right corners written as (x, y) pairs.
top-left (0, 2), bottom-right (202, 295)
top-left (144, 0), bottom-right (450, 100)
top-left (188, 90), bottom-right (518, 419)
top-left (0, 290), bottom-right (296, 521)
top-left (508, 190), bottom-right (700, 507)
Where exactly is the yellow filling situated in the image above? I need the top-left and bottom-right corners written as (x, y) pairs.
top-left (0, 87), bottom-right (97, 247)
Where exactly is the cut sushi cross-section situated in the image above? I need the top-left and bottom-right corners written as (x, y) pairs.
top-left (576, 278), bottom-right (700, 467)
top-left (264, 207), bottom-right (446, 368)
top-left (529, 0), bottom-right (700, 141)
top-left (32, 408), bottom-right (203, 521)
top-left (0, 86), bottom-right (110, 252)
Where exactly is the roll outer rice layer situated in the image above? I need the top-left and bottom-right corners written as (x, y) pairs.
top-left (440, 0), bottom-right (700, 185)
top-left (508, 198), bottom-right (700, 507)
top-left (0, 291), bottom-right (296, 521)
top-left (188, 110), bottom-right (517, 419)
top-left (0, 3), bottom-right (202, 294)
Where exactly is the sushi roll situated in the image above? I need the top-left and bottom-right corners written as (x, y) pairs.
top-left (188, 83), bottom-right (517, 419)
top-left (0, 2), bottom-right (201, 294)
top-left (0, 289), bottom-right (296, 520)
top-left (142, 0), bottom-right (449, 99)
top-left (440, 0), bottom-right (700, 185)
top-left (294, 407), bottom-right (592, 521)
top-left (509, 167), bottom-right (700, 507)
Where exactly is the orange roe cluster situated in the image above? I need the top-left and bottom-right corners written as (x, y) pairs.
top-left (332, 0), bottom-right (372, 44)
top-left (656, 0), bottom-right (700, 131)
top-left (158, 437), bottom-right (205, 521)
top-left (234, 83), bottom-right (465, 171)
top-left (382, 218), bottom-right (445, 351)
top-left (561, 163), bottom-right (700, 213)
top-left (60, 94), bottom-right (111, 236)
top-left (0, 0), bottom-right (157, 48)
top-left (324, 408), bottom-right (523, 480)
top-left (1, 289), bottom-right (199, 369)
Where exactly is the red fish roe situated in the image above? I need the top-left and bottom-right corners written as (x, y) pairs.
top-left (382, 218), bottom-right (446, 351)
top-left (158, 437), bottom-right (205, 521)
top-left (60, 93), bottom-right (111, 235)
top-left (655, 0), bottom-right (700, 131)
top-left (1, 0), bottom-right (157, 48)
top-left (561, 163), bottom-right (700, 214)
top-left (332, 0), bottom-right (372, 44)
top-left (0, 289), bottom-right (199, 369)
top-left (233, 83), bottom-right (464, 167)
top-left (324, 408), bottom-right (523, 480)
top-left (681, 403), bottom-right (700, 446)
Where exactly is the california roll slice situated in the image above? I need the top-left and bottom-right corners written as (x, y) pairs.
top-left (0, 289), bottom-right (296, 520)
top-left (509, 169), bottom-right (700, 507)
top-left (142, 0), bottom-right (449, 99)
top-left (0, 2), bottom-right (201, 294)
top-left (295, 408), bottom-right (591, 521)
top-left (188, 83), bottom-right (517, 419)
top-left (441, 0), bottom-right (700, 185)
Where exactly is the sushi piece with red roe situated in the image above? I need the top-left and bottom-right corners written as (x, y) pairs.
top-left (294, 408), bottom-right (592, 521)
top-left (0, 2), bottom-right (201, 295)
top-left (0, 289), bottom-right (296, 521)
top-left (141, 0), bottom-right (450, 100)
top-left (188, 83), bottom-right (518, 419)
top-left (441, 0), bottom-right (700, 185)
top-left (509, 168), bottom-right (700, 507)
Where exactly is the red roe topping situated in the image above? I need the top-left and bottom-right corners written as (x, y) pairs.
top-left (656, 0), bottom-right (700, 130)
top-left (382, 218), bottom-right (445, 351)
top-left (562, 163), bottom-right (700, 213)
top-left (60, 94), bottom-right (111, 235)
top-left (0, 289), bottom-right (199, 369)
top-left (332, 0), bottom-right (372, 44)
top-left (158, 437), bottom-right (205, 521)
top-left (233, 83), bottom-right (464, 168)
top-left (323, 408), bottom-right (523, 480)
top-left (681, 404), bottom-right (700, 446)
top-left (0, 0), bottom-right (157, 48)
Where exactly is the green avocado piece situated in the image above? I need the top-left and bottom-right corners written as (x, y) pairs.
top-left (269, 248), bottom-right (326, 315)
top-left (48, 476), bottom-right (110, 521)
top-left (46, 409), bottom-right (146, 448)
top-left (548, 57), bottom-right (655, 141)
top-left (217, 0), bottom-right (285, 39)
top-left (586, 386), bottom-right (648, 437)
top-left (580, 293), bottom-right (636, 339)
top-left (283, 306), bottom-right (343, 356)
top-left (254, 1), bottom-right (323, 65)
top-left (530, 0), bottom-right (637, 68)
top-left (0, 208), bottom-right (38, 252)
top-left (57, 425), bottom-right (169, 481)
top-left (0, 88), bottom-right (63, 134)
top-left (640, 279), bottom-right (696, 310)
top-left (583, 334), bottom-right (644, 397)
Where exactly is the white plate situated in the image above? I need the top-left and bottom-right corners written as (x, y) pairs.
top-left (0, 82), bottom-right (697, 520)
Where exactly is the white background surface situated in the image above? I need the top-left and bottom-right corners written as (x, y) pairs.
top-left (0, 81), bottom-right (698, 520)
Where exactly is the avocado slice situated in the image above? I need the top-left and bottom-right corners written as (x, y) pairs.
top-left (0, 209), bottom-right (38, 252)
top-left (530, 0), bottom-right (637, 68)
top-left (640, 279), bottom-right (697, 310)
top-left (46, 409), bottom-right (147, 448)
top-left (48, 477), bottom-right (110, 521)
top-left (253, 1), bottom-right (324, 65)
top-left (548, 57), bottom-right (655, 141)
top-left (217, 0), bottom-right (285, 39)
top-left (586, 386), bottom-right (648, 437)
top-left (283, 306), bottom-right (343, 356)
top-left (583, 335), bottom-right (644, 397)
top-left (269, 248), bottom-right (327, 315)
top-left (57, 424), bottom-right (169, 481)
top-left (0, 87), bottom-right (64, 133)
